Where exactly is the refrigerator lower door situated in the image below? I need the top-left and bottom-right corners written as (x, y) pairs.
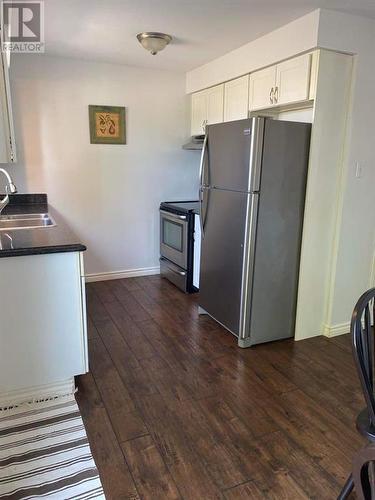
top-left (199, 188), bottom-right (254, 337)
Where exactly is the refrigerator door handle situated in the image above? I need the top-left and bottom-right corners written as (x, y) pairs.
top-left (199, 187), bottom-right (204, 237)
top-left (248, 117), bottom-right (265, 193)
top-left (199, 187), bottom-right (209, 239)
top-left (199, 134), bottom-right (208, 189)
top-left (199, 134), bottom-right (209, 237)
top-left (238, 193), bottom-right (260, 347)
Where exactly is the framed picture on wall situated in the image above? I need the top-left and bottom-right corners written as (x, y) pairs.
top-left (88, 105), bottom-right (126, 144)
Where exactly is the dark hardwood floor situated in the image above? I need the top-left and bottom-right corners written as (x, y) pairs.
top-left (76, 276), bottom-right (364, 499)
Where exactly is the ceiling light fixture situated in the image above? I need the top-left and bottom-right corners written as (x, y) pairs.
top-left (136, 32), bottom-right (172, 55)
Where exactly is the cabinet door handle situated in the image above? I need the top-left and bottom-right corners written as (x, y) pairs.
top-left (269, 87), bottom-right (274, 104)
top-left (274, 86), bottom-right (278, 103)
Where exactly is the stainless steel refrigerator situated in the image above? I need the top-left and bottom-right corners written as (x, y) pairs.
top-left (198, 116), bottom-right (311, 347)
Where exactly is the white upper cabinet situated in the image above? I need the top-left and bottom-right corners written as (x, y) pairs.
top-left (249, 66), bottom-right (277, 111)
top-left (190, 52), bottom-right (317, 131)
top-left (206, 85), bottom-right (224, 125)
top-left (191, 90), bottom-right (207, 136)
top-left (275, 53), bottom-right (312, 106)
top-left (191, 84), bottom-right (224, 135)
top-left (249, 52), bottom-right (314, 111)
top-left (0, 50), bottom-right (16, 163)
top-left (224, 75), bottom-right (249, 122)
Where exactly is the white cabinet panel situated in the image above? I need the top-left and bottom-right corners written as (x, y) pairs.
top-left (275, 53), bottom-right (312, 106)
top-left (309, 50), bottom-right (319, 100)
top-left (224, 75), bottom-right (249, 122)
top-left (0, 252), bottom-right (87, 394)
top-left (295, 50), bottom-right (353, 341)
top-left (191, 90), bottom-right (207, 136)
top-left (249, 66), bottom-right (276, 111)
top-left (79, 252), bottom-right (89, 372)
top-left (206, 84), bottom-right (224, 125)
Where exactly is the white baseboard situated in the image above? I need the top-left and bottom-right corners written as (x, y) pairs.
top-left (323, 322), bottom-right (350, 338)
top-left (0, 378), bottom-right (75, 409)
top-left (85, 266), bottom-right (160, 283)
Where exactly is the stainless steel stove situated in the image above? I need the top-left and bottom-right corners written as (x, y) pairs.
top-left (159, 201), bottom-right (201, 293)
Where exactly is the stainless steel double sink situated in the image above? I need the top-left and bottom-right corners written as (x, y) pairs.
top-left (0, 213), bottom-right (56, 231)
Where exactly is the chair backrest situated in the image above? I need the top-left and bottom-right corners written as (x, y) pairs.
top-left (352, 288), bottom-right (375, 426)
top-left (353, 444), bottom-right (375, 500)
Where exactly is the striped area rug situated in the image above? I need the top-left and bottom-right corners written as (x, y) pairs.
top-left (0, 395), bottom-right (105, 499)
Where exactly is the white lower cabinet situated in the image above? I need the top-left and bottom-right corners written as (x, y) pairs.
top-left (0, 251), bottom-right (88, 405)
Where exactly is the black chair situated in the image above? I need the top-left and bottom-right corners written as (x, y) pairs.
top-left (352, 443), bottom-right (375, 499)
top-left (338, 287), bottom-right (375, 499)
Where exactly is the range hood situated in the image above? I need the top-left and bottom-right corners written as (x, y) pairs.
top-left (182, 134), bottom-right (205, 150)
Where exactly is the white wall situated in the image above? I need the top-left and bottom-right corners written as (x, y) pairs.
top-left (317, 10), bottom-right (375, 328)
top-left (186, 10), bottom-right (320, 93)
top-left (9, 55), bottom-right (200, 277)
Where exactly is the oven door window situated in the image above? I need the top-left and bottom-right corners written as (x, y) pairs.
top-left (162, 219), bottom-right (184, 252)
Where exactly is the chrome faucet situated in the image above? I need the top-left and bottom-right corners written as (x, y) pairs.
top-left (0, 168), bottom-right (17, 214)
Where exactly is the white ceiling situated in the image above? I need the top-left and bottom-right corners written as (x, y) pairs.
top-left (43, 0), bottom-right (375, 72)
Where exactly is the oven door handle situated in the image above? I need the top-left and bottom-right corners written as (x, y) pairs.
top-left (159, 258), bottom-right (186, 276)
top-left (160, 210), bottom-right (187, 221)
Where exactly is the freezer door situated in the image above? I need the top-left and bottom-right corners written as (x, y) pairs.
top-left (199, 188), bottom-right (252, 336)
top-left (206, 117), bottom-right (264, 192)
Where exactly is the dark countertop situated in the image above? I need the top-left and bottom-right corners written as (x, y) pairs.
top-left (160, 200), bottom-right (200, 215)
top-left (0, 194), bottom-right (86, 258)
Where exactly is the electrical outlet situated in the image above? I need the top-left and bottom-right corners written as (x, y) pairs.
top-left (355, 161), bottom-right (363, 179)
